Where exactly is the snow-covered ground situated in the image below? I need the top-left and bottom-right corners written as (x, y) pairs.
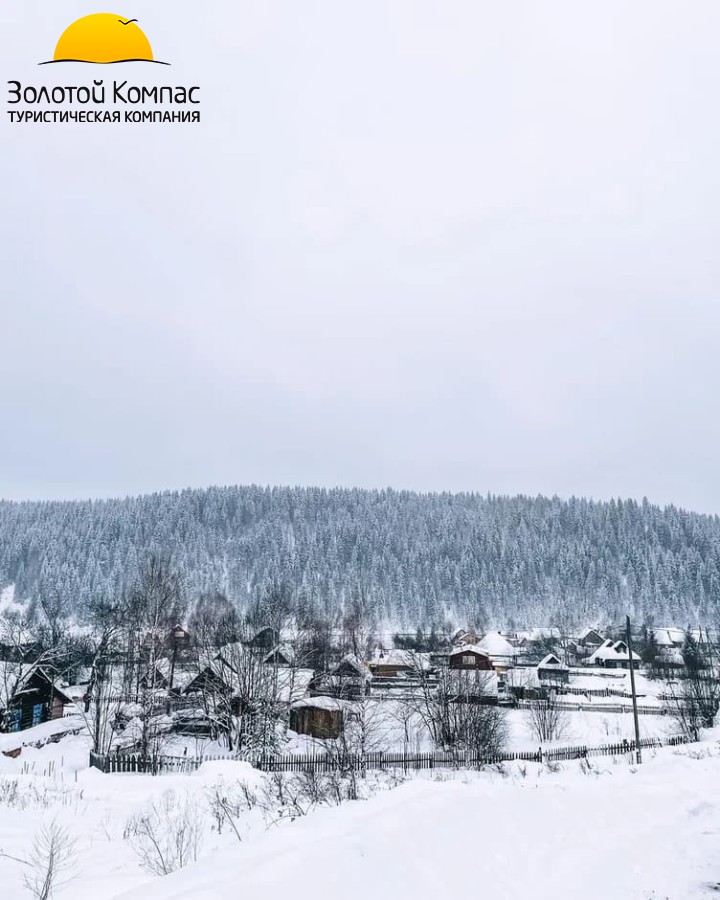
top-left (0, 668), bottom-right (703, 899)
top-left (0, 717), bottom-right (716, 899)
top-left (115, 741), bottom-right (720, 900)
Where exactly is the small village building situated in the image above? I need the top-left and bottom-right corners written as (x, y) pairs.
top-left (264, 644), bottom-right (296, 667)
top-left (478, 632), bottom-right (516, 673)
top-left (367, 648), bottom-right (427, 677)
top-left (290, 697), bottom-right (344, 739)
top-left (0, 665), bottom-right (72, 732)
top-left (321, 656), bottom-right (372, 699)
top-left (452, 629), bottom-right (483, 647)
top-left (449, 645), bottom-right (493, 671)
top-left (586, 640), bottom-right (642, 670)
top-left (577, 628), bottom-right (605, 649)
top-left (537, 653), bottom-right (570, 685)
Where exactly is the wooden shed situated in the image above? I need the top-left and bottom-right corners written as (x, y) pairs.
top-left (290, 698), bottom-right (344, 739)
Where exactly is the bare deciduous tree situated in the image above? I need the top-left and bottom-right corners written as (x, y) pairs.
top-left (406, 657), bottom-right (507, 757)
top-left (528, 695), bottom-right (570, 743)
top-left (22, 821), bottom-right (77, 900)
top-left (664, 628), bottom-right (720, 741)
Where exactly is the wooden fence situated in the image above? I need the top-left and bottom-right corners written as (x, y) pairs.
top-left (88, 734), bottom-right (691, 776)
top-left (515, 699), bottom-right (668, 716)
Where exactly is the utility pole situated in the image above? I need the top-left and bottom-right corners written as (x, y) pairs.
top-left (626, 615), bottom-right (642, 764)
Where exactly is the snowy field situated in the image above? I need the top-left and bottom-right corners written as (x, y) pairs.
top-left (0, 715), bottom-right (718, 899)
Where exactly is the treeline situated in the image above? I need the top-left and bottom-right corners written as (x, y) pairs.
top-left (1, 486), bottom-right (719, 628)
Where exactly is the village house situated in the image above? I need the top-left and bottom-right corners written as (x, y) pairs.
top-left (537, 653), bottom-right (570, 685)
top-left (451, 629), bottom-right (483, 647)
top-left (367, 648), bottom-right (429, 677)
top-left (576, 627), bottom-right (605, 649)
top-left (263, 644), bottom-right (295, 667)
top-left (449, 645), bottom-right (493, 671)
top-left (0, 663), bottom-right (73, 732)
top-left (314, 655), bottom-right (372, 699)
top-left (586, 640), bottom-right (642, 670)
top-left (478, 631), bottom-right (516, 673)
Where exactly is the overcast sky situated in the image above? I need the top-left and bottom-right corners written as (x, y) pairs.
top-left (1, 1), bottom-right (719, 512)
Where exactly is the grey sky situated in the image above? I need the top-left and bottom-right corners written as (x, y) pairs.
top-left (1, 1), bottom-right (719, 512)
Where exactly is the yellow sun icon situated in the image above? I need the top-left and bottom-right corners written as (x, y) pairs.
top-left (42, 13), bottom-right (167, 65)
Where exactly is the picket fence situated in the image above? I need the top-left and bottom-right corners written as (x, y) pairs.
top-left (88, 734), bottom-right (691, 776)
top-left (515, 699), bottom-right (667, 716)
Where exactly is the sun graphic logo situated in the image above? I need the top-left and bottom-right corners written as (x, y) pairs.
top-left (40, 13), bottom-right (169, 65)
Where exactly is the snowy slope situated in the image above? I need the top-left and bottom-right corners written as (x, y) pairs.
top-left (114, 745), bottom-right (720, 900)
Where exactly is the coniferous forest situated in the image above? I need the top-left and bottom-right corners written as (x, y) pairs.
top-left (0, 486), bottom-right (719, 630)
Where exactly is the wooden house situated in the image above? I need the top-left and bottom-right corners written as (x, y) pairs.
top-left (577, 628), bottom-right (605, 649)
top-left (586, 640), bottom-right (642, 670)
top-left (290, 697), bottom-right (344, 739)
top-left (367, 648), bottom-right (424, 677)
top-left (449, 645), bottom-right (493, 671)
top-left (537, 653), bottom-right (570, 685)
top-left (0, 665), bottom-right (72, 732)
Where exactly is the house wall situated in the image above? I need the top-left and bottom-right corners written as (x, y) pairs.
top-left (449, 652), bottom-right (492, 671)
top-left (290, 706), bottom-right (343, 739)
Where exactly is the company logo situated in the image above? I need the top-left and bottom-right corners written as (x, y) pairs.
top-left (40, 13), bottom-right (169, 66)
top-left (6, 12), bottom-right (203, 126)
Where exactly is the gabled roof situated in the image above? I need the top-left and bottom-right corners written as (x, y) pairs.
top-left (263, 644), bottom-right (296, 666)
top-left (0, 662), bottom-right (73, 708)
top-left (537, 653), bottom-right (568, 670)
top-left (332, 655), bottom-right (372, 679)
top-left (368, 649), bottom-right (429, 670)
top-left (449, 644), bottom-right (490, 658)
top-left (587, 640), bottom-right (641, 664)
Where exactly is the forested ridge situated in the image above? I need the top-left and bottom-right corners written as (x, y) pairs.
top-left (0, 486), bottom-right (719, 629)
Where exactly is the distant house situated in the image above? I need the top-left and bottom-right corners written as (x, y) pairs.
top-left (586, 640), bottom-right (641, 670)
top-left (245, 627), bottom-right (280, 650)
top-left (320, 656), bottom-right (372, 699)
top-left (478, 632), bottom-right (516, 672)
top-left (264, 644), bottom-right (295, 667)
top-left (449, 645), bottom-right (493, 671)
top-left (537, 653), bottom-right (570, 685)
top-left (290, 697), bottom-right (344, 739)
top-left (0, 664), bottom-right (72, 732)
top-left (577, 628), bottom-right (605, 649)
top-left (452, 629), bottom-right (483, 647)
top-left (367, 648), bottom-right (427, 677)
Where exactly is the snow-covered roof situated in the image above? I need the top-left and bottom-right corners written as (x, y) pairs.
top-left (537, 653), bottom-right (569, 670)
top-left (587, 640), bottom-right (641, 664)
top-left (291, 695), bottom-right (344, 712)
top-left (275, 667), bottom-right (314, 703)
top-left (653, 629), bottom-right (673, 647)
top-left (369, 649), bottom-right (429, 670)
top-left (263, 643), bottom-right (296, 665)
top-left (449, 644), bottom-right (490, 658)
top-left (478, 632), bottom-right (515, 658)
top-left (577, 627), bottom-right (603, 641)
top-left (0, 662), bottom-right (73, 708)
top-left (332, 655), bottom-right (372, 679)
